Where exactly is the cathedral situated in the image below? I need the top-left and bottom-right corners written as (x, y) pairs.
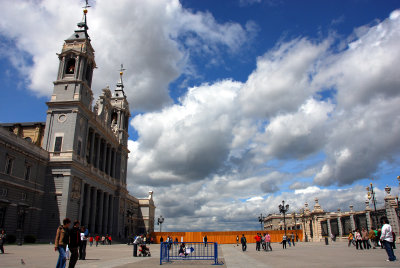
top-left (0, 7), bottom-right (155, 242)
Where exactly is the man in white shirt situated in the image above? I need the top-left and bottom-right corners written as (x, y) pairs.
top-left (380, 217), bottom-right (396, 262)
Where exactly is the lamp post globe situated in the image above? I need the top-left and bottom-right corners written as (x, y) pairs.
top-left (258, 214), bottom-right (264, 231)
top-left (157, 215), bottom-right (164, 232)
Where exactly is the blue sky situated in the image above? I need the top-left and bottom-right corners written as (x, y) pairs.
top-left (0, 0), bottom-right (400, 231)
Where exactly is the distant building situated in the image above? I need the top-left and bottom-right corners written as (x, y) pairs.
top-left (264, 194), bottom-right (400, 242)
top-left (0, 9), bottom-right (154, 242)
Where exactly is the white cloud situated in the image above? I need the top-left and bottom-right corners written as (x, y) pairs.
top-left (0, 0), bottom-right (255, 111)
top-left (127, 9), bottom-right (400, 230)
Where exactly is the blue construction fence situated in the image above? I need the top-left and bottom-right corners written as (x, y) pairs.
top-left (160, 242), bottom-right (221, 265)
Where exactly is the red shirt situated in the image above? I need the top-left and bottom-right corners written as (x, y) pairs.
top-left (95, 236), bottom-right (100, 241)
top-left (254, 235), bottom-right (261, 242)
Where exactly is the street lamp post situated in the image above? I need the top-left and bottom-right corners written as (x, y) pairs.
top-left (157, 215), bottom-right (164, 232)
top-left (366, 183), bottom-right (378, 228)
top-left (258, 214), bottom-right (264, 231)
top-left (279, 200), bottom-right (289, 236)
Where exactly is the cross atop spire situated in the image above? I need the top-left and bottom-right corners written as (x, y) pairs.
top-left (115, 64), bottom-right (126, 97)
top-left (77, 0), bottom-right (91, 32)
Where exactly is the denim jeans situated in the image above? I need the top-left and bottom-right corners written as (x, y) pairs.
top-left (383, 240), bottom-right (396, 261)
top-left (56, 246), bottom-right (67, 268)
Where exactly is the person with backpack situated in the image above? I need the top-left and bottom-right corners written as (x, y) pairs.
top-left (240, 234), bottom-right (247, 251)
top-left (55, 218), bottom-right (71, 268)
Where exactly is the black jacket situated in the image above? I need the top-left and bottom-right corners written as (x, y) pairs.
top-left (69, 227), bottom-right (81, 248)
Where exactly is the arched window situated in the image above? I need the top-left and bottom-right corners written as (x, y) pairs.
top-left (66, 58), bottom-right (76, 74)
top-left (111, 112), bottom-right (118, 126)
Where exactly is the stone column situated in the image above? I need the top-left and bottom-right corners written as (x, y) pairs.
top-left (96, 136), bottom-right (101, 169)
top-left (89, 187), bottom-right (97, 233)
top-left (78, 180), bottom-right (85, 222)
top-left (327, 218), bottom-right (332, 237)
top-left (106, 145), bottom-right (112, 176)
top-left (83, 184), bottom-right (91, 228)
top-left (111, 150), bottom-right (116, 178)
top-left (102, 192), bottom-right (109, 234)
top-left (89, 130), bottom-right (95, 165)
top-left (350, 216), bottom-right (355, 232)
top-left (102, 141), bottom-right (107, 172)
top-left (108, 195), bottom-right (114, 235)
top-left (384, 186), bottom-right (400, 241)
top-left (96, 190), bottom-right (104, 233)
top-left (337, 217), bottom-right (343, 238)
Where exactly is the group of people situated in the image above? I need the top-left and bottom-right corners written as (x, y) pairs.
top-left (89, 234), bottom-right (112, 247)
top-left (54, 218), bottom-right (87, 268)
top-left (281, 232), bottom-right (297, 249)
top-left (54, 218), bottom-right (113, 268)
top-left (348, 217), bottom-right (396, 262)
top-left (132, 234), bottom-right (151, 257)
top-left (238, 233), bottom-right (273, 252)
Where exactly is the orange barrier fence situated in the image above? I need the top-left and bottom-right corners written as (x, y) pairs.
top-left (151, 230), bottom-right (302, 244)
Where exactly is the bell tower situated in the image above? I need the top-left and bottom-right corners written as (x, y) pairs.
top-left (42, 4), bottom-right (95, 156)
top-left (110, 65), bottom-right (130, 185)
top-left (110, 65), bottom-right (130, 147)
top-left (50, 6), bottom-right (96, 108)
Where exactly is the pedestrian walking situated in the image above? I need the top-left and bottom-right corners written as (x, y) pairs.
top-left (95, 235), bottom-right (100, 247)
top-left (55, 218), bottom-right (71, 268)
top-left (68, 220), bottom-right (81, 268)
top-left (348, 231), bottom-right (354, 247)
top-left (368, 227), bottom-right (376, 249)
top-left (265, 232), bottom-right (272, 251)
top-left (361, 227), bottom-right (370, 249)
top-left (282, 234), bottom-right (287, 249)
top-left (89, 235), bottom-right (93, 247)
top-left (354, 229), bottom-right (363, 250)
top-left (108, 235), bottom-right (112, 245)
top-left (236, 235), bottom-right (239, 246)
top-left (261, 233), bottom-right (266, 250)
top-left (254, 233), bottom-right (261, 251)
top-left (0, 229), bottom-right (6, 254)
top-left (203, 235), bottom-right (208, 247)
top-left (380, 217), bottom-right (396, 262)
top-left (79, 226), bottom-right (87, 260)
top-left (241, 234), bottom-right (247, 251)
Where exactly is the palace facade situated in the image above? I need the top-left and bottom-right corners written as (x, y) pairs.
top-left (264, 189), bottom-right (400, 242)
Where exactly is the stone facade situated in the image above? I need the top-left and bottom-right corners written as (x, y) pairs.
top-left (264, 195), bottom-right (400, 242)
top-left (0, 11), bottom-right (154, 242)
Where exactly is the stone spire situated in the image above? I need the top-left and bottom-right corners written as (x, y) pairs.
top-left (312, 197), bottom-right (324, 213)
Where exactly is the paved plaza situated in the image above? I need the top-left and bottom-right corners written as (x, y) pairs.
top-left (0, 242), bottom-right (399, 268)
